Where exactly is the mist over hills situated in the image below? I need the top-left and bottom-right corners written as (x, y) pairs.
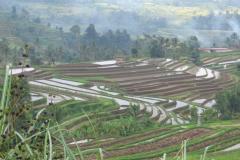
top-left (1, 0), bottom-right (240, 46)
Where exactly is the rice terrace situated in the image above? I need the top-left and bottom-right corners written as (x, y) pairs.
top-left (1, 0), bottom-right (240, 160)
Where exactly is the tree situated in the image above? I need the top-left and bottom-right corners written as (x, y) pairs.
top-left (215, 85), bottom-right (240, 119)
top-left (0, 39), bottom-right (10, 65)
top-left (46, 45), bottom-right (56, 65)
top-left (21, 8), bottom-right (29, 19)
top-left (131, 48), bottom-right (138, 58)
top-left (70, 25), bottom-right (80, 38)
top-left (186, 36), bottom-right (200, 64)
top-left (226, 33), bottom-right (240, 48)
top-left (149, 40), bottom-right (165, 58)
top-left (29, 46), bottom-right (43, 65)
top-left (187, 36), bottom-right (200, 50)
top-left (190, 106), bottom-right (198, 123)
top-left (102, 29), bottom-right (115, 47)
top-left (84, 24), bottom-right (98, 43)
top-left (115, 29), bottom-right (131, 50)
top-left (59, 27), bottom-right (64, 38)
top-left (191, 50), bottom-right (200, 64)
top-left (11, 6), bottom-right (17, 18)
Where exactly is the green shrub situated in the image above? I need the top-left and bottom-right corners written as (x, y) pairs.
top-left (53, 99), bottom-right (118, 122)
top-left (72, 113), bottom-right (157, 139)
top-left (215, 85), bottom-right (240, 120)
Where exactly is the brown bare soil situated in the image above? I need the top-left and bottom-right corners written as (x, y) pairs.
top-left (72, 128), bottom-right (170, 150)
top-left (53, 60), bottom-right (236, 100)
top-left (188, 130), bottom-right (240, 152)
top-left (103, 128), bottom-right (210, 158)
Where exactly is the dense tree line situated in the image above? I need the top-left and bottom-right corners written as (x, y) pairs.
top-left (0, 7), bottom-right (201, 66)
top-left (132, 35), bottom-right (200, 64)
top-left (63, 24), bottom-right (132, 61)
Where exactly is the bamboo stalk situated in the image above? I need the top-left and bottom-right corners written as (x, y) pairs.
top-left (183, 140), bottom-right (187, 160)
top-left (201, 146), bottom-right (210, 160)
top-left (0, 64), bottom-right (11, 134)
top-left (0, 65), bottom-right (10, 108)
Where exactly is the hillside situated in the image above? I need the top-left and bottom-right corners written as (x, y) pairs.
top-left (1, 1), bottom-right (240, 160)
top-left (0, 9), bottom-right (210, 66)
top-left (0, 0), bottom-right (239, 47)
top-left (4, 0), bottom-right (240, 26)
top-left (0, 11), bottom-right (62, 47)
top-left (1, 55), bottom-right (240, 159)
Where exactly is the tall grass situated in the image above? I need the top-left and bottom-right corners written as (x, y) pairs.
top-left (0, 65), bottom-right (11, 135)
top-left (0, 65), bottom-right (102, 159)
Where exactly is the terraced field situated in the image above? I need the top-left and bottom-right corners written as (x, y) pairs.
top-left (201, 51), bottom-right (240, 77)
top-left (51, 59), bottom-right (236, 107)
top-left (71, 126), bottom-right (240, 160)
top-left (3, 57), bottom-right (240, 159)
top-left (13, 58), bottom-right (234, 127)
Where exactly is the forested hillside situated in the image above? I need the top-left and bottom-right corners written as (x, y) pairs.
top-left (0, 7), bottom-right (201, 66)
top-left (1, 0), bottom-right (240, 47)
